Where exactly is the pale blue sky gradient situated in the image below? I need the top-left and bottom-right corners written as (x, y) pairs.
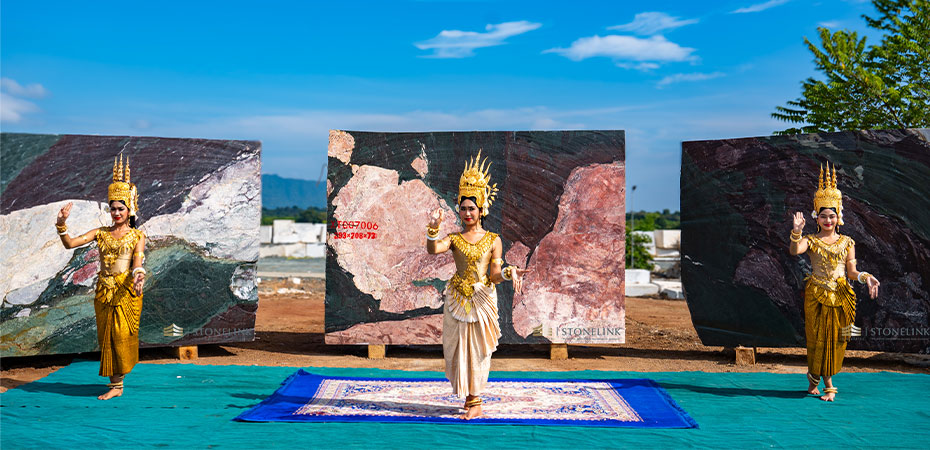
top-left (1, 0), bottom-right (878, 210)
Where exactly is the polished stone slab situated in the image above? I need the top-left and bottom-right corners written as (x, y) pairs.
top-left (681, 129), bottom-right (930, 353)
top-left (0, 133), bottom-right (261, 356)
top-left (325, 130), bottom-right (626, 344)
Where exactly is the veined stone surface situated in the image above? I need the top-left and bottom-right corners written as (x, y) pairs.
top-left (681, 129), bottom-right (930, 353)
top-left (324, 314), bottom-right (443, 345)
top-left (326, 130), bottom-right (625, 344)
top-left (511, 164), bottom-right (626, 343)
top-left (0, 133), bottom-right (261, 357)
top-left (331, 164), bottom-right (456, 313)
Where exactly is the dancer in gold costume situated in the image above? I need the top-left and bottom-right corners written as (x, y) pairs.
top-left (56, 155), bottom-right (147, 400)
top-left (789, 162), bottom-right (879, 401)
top-left (426, 151), bottom-right (528, 420)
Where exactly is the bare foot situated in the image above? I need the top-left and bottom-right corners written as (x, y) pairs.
top-left (807, 381), bottom-right (820, 396)
top-left (459, 404), bottom-right (483, 420)
top-left (820, 391), bottom-right (835, 402)
top-left (97, 388), bottom-right (123, 400)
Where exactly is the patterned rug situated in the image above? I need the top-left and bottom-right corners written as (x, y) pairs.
top-left (234, 370), bottom-right (698, 428)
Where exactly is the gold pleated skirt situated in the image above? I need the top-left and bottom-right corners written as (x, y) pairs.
top-left (94, 271), bottom-right (143, 377)
top-left (804, 276), bottom-right (856, 378)
top-left (442, 283), bottom-right (501, 397)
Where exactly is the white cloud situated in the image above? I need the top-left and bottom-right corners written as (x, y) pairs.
top-left (1, 78), bottom-right (48, 98)
top-left (617, 62), bottom-right (661, 71)
top-left (545, 35), bottom-right (696, 69)
top-left (0, 77), bottom-right (50, 123)
top-left (0, 92), bottom-right (40, 123)
top-left (415, 21), bottom-right (542, 58)
top-left (817, 21), bottom-right (841, 28)
top-left (657, 72), bottom-right (726, 88)
top-left (608, 12), bottom-right (698, 35)
top-left (731, 0), bottom-right (790, 14)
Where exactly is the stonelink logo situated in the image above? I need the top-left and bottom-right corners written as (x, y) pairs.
top-left (841, 324), bottom-right (862, 339)
top-left (532, 322), bottom-right (624, 343)
top-left (531, 324), bottom-right (553, 338)
top-left (163, 323), bottom-right (184, 337)
top-left (855, 326), bottom-right (930, 340)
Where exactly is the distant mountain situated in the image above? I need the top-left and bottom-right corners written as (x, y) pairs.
top-left (262, 174), bottom-right (326, 209)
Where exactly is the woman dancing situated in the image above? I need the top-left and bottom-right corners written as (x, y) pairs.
top-left (426, 151), bottom-right (528, 419)
top-left (56, 155), bottom-right (147, 400)
top-left (789, 162), bottom-right (879, 401)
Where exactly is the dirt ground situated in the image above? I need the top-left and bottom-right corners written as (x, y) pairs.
top-left (3, 278), bottom-right (927, 393)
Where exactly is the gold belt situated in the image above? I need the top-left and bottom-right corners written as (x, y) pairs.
top-left (806, 273), bottom-right (845, 291)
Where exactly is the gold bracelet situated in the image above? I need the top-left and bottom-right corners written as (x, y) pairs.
top-left (426, 225), bottom-right (439, 238)
top-left (502, 266), bottom-right (513, 281)
top-left (55, 224), bottom-right (67, 233)
top-left (134, 251), bottom-right (145, 259)
top-left (789, 234), bottom-right (803, 243)
top-left (857, 272), bottom-right (873, 284)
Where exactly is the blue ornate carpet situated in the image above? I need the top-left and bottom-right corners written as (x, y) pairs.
top-left (234, 370), bottom-right (698, 427)
top-left (2, 361), bottom-right (929, 448)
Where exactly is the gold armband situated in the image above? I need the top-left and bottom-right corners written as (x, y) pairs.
top-left (491, 258), bottom-right (503, 265)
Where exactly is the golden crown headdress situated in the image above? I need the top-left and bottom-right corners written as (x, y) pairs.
top-left (812, 161), bottom-right (843, 225)
top-left (108, 153), bottom-right (139, 217)
top-left (458, 150), bottom-right (498, 217)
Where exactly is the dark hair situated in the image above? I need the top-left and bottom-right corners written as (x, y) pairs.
top-left (459, 196), bottom-right (484, 227)
top-left (109, 200), bottom-right (136, 228)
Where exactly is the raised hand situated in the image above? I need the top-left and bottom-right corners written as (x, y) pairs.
top-left (57, 202), bottom-right (73, 225)
top-left (429, 208), bottom-right (444, 229)
top-left (792, 211), bottom-right (805, 233)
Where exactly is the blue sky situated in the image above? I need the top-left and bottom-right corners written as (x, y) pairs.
top-left (1, 0), bottom-right (878, 211)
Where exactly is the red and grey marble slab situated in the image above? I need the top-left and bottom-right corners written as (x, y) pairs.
top-left (325, 130), bottom-right (626, 345)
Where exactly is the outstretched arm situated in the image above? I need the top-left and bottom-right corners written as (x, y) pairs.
top-left (488, 237), bottom-right (505, 283)
top-left (846, 245), bottom-right (879, 299)
top-left (56, 202), bottom-right (98, 249)
top-left (131, 233), bottom-right (146, 295)
top-left (426, 208), bottom-right (452, 254)
top-left (488, 236), bottom-right (530, 294)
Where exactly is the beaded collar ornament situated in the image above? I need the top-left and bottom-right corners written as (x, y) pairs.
top-left (812, 161), bottom-right (843, 225)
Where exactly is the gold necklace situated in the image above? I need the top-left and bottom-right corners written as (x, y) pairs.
top-left (448, 231), bottom-right (497, 312)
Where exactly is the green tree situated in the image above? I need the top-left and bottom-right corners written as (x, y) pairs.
top-left (773, 0), bottom-right (930, 134)
top-left (625, 226), bottom-right (654, 270)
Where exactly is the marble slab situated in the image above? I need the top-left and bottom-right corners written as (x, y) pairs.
top-left (0, 133), bottom-right (261, 356)
top-left (681, 129), bottom-right (930, 353)
top-left (325, 130), bottom-right (626, 345)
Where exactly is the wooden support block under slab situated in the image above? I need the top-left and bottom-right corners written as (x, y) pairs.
top-left (734, 346), bottom-right (755, 366)
top-left (176, 345), bottom-right (198, 360)
top-left (550, 343), bottom-right (568, 360)
top-left (368, 344), bottom-right (386, 359)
